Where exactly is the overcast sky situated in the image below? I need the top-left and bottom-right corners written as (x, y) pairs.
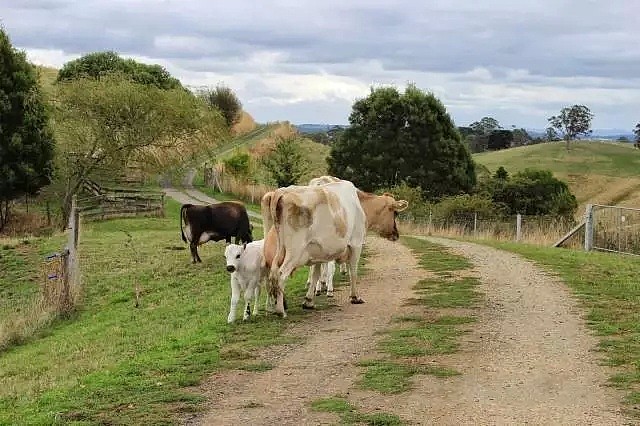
top-left (2, 0), bottom-right (639, 130)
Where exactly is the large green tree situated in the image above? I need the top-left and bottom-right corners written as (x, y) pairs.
top-left (51, 74), bottom-right (226, 221)
top-left (0, 28), bottom-right (55, 230)
top-left (56, 51), bottom-right (184, 91)
top-left (547, 104), bottom-right (594, 151)
top-left (327, 84), bottom-right (476, 200)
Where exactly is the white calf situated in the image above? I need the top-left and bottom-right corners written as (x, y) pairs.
top-left (306, 261), bottom-right (337, 297)
top-left (224, 239), bottom-right (267, 323)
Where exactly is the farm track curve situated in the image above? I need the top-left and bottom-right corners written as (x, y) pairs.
top-left (175, 232), bottom-right (629, 425)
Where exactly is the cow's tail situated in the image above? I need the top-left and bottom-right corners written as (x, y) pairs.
top-left (267, 191), bottom-right (287, 284)
top-left (180, 204), bottom-right (192, 243)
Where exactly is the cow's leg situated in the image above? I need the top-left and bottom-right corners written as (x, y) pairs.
top-left (314, 264), bottom-right (324, 296)
top-left (189, 241), bottom-right (201, 264)
top-left (325, 261), bottom-right (336, 298)
top-left (305, 267), bottom-right (313, 290)
top-left (340, 262), bottom-right (348, 275)
top-left (303, 264), bottom-right (322, 309)
top-left (228, 277), bottom-right (240, 323)
top-left (243, 288), bottom-right (252, 321)
top-left (252, 284), bottom-right (260, 317)
top-left (348, 246), bottom-right (365, 304)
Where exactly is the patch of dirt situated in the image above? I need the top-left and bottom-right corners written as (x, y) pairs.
top-left (184, 235), bottom-right (630, 426)
top-left (349, 237), bottom-right (629, 425)
top-left (183, 235), bottom-right (425, 425)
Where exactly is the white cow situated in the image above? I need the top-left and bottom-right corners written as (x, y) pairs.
top-left (261, 178), bottom-right (407, 317)
top-left (224, 239), bottom-right (268, 323)
top-left (304, 176), bottom-right (408, 298)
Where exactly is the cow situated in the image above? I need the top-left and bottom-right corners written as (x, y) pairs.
top-left (180, 202), bottom-right (253, 264)
top-left (224, 239), bottom-right (287, 322)
top-left (261, 177), bottom-right (408, 317)
top-left (305, 176), bottom-right (409, 297)
top-left (224, 240), bottom-right (265, 323)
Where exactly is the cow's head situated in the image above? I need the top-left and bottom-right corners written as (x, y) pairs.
top-left (224, 242), bottom-right (247, 273)
top-left (359, 191), bottom-right (409, 241)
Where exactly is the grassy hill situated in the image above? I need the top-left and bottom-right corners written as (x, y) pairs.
top-left (474, 141), bottom-right (640, 212)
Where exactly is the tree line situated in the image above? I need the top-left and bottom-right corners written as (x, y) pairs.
top-left (0, 28), bottom-right (244, 230)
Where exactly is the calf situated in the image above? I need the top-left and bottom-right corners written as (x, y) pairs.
top-left (181, 202), bottom-right (253, 263)
top-left (224, 239), bottom-right (287, 323)
top-left (224, 240), bottom-right (266, 323)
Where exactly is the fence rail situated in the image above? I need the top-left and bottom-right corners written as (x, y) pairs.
top-left (77, 181), bottom-right (165, 221)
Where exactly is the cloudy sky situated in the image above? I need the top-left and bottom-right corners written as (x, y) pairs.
top-left (2, 0), bottom-right (639, 130)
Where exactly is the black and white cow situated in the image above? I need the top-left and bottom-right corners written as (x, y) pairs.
top-left (180, 202), bottom-right (253, 263)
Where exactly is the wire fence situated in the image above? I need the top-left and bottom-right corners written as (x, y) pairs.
top-left (400, 212), bottom-right (579, 247)
top-left (590, 204), bottom-right (640, 256)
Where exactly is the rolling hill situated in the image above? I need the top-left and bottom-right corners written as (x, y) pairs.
top-left (473, 141), bottom-right (640, 212)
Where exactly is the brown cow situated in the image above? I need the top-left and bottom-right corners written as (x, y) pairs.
top-left (180, 202), bottom-right (253, 263)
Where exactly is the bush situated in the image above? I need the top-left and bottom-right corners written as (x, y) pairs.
top-left (490, 168), bottom-right (577, 217)
top-left (377, 182), bottom-right (432, 220)
top-left (433, 194), bottom-right (505, 223)
top-left (198, 85), bottom-right (243, 128)
top-left (223, 150), bottom-right (251, 179)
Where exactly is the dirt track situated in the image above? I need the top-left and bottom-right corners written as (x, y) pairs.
top-left (162, 188), bottom-right (628, 425)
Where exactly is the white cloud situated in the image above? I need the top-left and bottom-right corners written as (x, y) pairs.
top-left (4, 0), bottom-right (640, 129)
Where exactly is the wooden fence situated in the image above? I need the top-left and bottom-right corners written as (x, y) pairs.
top-left (78, 179), bottom-right (165, 221)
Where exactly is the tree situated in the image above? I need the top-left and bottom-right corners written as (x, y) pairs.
top-left (56, 51), bottom-right (184, 91)
top-left (262, 136), bottom-right (309, 187)
top-left (547, 105), bottom-right (594, 150)
top-left (512, 128), bottom-right (532, 146)
top-left (634, 123), bottom-right (640, 149)
top-left (197, 85), bottom-right (243, 128)
top-left (223, 150), bottom-right (251, 180)
top-left (51, 74), bottom-right (227, 221)
top-left (487, 130), bottom-right (513, 150)
top-left (327, 84), bottom-right (476, 200)
top-left (469, 117), bottom-right (501, 135)
top-left (0, 28), bottom-right (55, 230)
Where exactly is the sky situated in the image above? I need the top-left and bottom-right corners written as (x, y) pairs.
top-left (2, 0), bottom-right (639, 130)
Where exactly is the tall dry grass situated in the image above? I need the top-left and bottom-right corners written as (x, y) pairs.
top-left (0, 232), bottom-right (82, 352)
top-left (399, 217), bottom-right (583, 249)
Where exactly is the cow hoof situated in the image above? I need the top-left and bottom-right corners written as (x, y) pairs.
top-left (327, 291), bottom-right (334, 298)
top-left (350, 296), bottom-right (365, 304)
top-left (302, 298), bottom-right (315, 310)
top-left (315, 290), bottom-right (322, 296)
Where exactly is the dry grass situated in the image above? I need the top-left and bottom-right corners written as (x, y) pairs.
top-left (399, 218), bottom-right (583, 249)
top-left (231, 111), bottom-right (258, 136)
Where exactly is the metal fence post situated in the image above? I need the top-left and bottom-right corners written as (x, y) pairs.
top-left (584, 204), bottom-right (594, 251)
top-left (516, 214), bottom-right (522, 242)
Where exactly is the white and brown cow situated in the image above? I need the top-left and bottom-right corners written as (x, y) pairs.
top-left (260, 177), bottom-right (408, 317)
top-left (305, 176), bottom-right (409, 297)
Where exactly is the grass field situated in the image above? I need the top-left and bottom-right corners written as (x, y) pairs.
top-left (0, 199), bottom-right (339, 424)
top-left (479, 240), bottom-right (640, 413)
top-left (473, 141), bottom-right (640, 211)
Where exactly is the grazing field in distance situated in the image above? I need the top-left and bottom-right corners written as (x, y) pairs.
top-left (474, 141), bottom-right (640, 213)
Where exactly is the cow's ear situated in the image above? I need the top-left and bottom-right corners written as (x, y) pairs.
top-left (394, 200), bottom-right (409, 212)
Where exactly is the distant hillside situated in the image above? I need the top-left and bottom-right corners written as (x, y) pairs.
top-left (295, 123), bottom-right (348, 134)
top-left (210, 121), bottom-right (330, 183)
top-left (474, 141), bottom-right (640, 213)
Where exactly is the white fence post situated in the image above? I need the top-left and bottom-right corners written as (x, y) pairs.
top-left (428, 210), bottom-right (433, 235)
top-left (473, 212), bottom-right (478, 236)
top-left (584, 204), bottom-right (594, 251)
top-left (516, 214), bottom-right (522, 242)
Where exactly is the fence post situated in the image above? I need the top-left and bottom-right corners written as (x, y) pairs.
top-left (516, 213), bottom-right (522, 242)
top-left (160, 194), bottom-right (165, 217)
top-left (473, 212), bottom-right (478, 236)
top-left (428, 210), bottom-right (433, 235)
top-left (584, 204), bottom-right (594, 251)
